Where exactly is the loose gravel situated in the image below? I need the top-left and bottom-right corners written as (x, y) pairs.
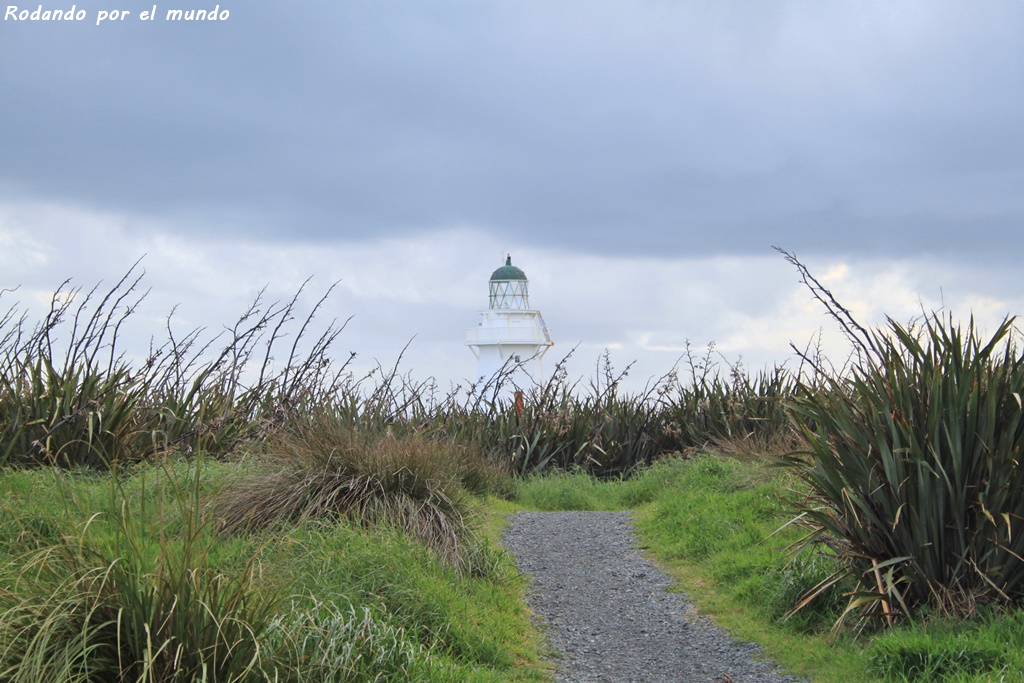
top-left (502, 511), bottom-right (806, 683)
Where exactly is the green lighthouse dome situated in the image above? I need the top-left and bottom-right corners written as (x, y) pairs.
top-left (490, 256), bottom-right (527, 281)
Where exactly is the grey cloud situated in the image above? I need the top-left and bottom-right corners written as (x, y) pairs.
top-left (2, 1), bottom-right (1023, 260)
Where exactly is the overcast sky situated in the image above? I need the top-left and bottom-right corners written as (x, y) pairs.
top-left (3, 0), bottom-right (1023, 391)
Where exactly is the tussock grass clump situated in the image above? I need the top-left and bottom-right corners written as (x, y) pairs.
top-left (211, 414), bottom-right (492, 567)
top-left (0, 468), bottom-right (281, 683)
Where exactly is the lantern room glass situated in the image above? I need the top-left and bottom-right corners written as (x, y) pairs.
top-left (489, 280), bottom-right (530, 309)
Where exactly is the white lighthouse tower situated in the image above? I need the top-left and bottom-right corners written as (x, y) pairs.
top-left (466, 255), bottom-right (554, 385)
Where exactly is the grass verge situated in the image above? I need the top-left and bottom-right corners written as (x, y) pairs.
top-left (0, 458), bottom-right (550, 682)
top-left (516, 453), bottom-right (1024, 683)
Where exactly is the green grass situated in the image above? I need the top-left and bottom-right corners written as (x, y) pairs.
top-left (513, 453), bottom-right (1024, 683)
top-left (7, 446), bottom-right (1024, 682)
top-left (279, 521), bottom-right (547, 681)
top-left (513, 456), bottom-right (684, 511)
top-left (8, 267), bottom-right (1024, 681)
top-left (0, 459), bottom-right (550, 682)
top-left (634, 456), bottom-right (871, 682)
top-left (868, 623), bottom-right (1007, 682)
top-left (0, 463), bottom-right (278, 682)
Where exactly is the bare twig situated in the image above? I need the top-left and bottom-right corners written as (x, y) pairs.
top-left (774, 246), bottom-right (872, 361)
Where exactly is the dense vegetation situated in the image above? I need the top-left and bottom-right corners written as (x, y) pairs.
top-left (0, 265), bottom-right (800, 478)
top-left (3, 257), bottom-right (1024, 681)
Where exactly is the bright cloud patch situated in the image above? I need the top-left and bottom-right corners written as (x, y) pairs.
top-left (2, 201), bottom-right (1021, 393)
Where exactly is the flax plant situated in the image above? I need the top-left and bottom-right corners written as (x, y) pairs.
top-left (664, 344), bottom-right (802, 457)
top-left (0, 268), bottom-right (350, 469)
top-left (450, 352), bottom-right (672, 477)
top-left (785, 311), bottom-right (1024, 626)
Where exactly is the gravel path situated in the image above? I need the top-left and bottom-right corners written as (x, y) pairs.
top-left (502, 511), bottom-right (805, 683)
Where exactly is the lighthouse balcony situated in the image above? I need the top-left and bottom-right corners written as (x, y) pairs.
top-left (465, 327), bottom-right (554, 345)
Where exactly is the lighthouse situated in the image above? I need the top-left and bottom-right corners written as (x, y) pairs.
top-left (466, 255), bottom-right (554, 385)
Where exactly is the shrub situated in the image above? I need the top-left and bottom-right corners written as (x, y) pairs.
top-left (784, 313), bottom-right (1024, 626)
